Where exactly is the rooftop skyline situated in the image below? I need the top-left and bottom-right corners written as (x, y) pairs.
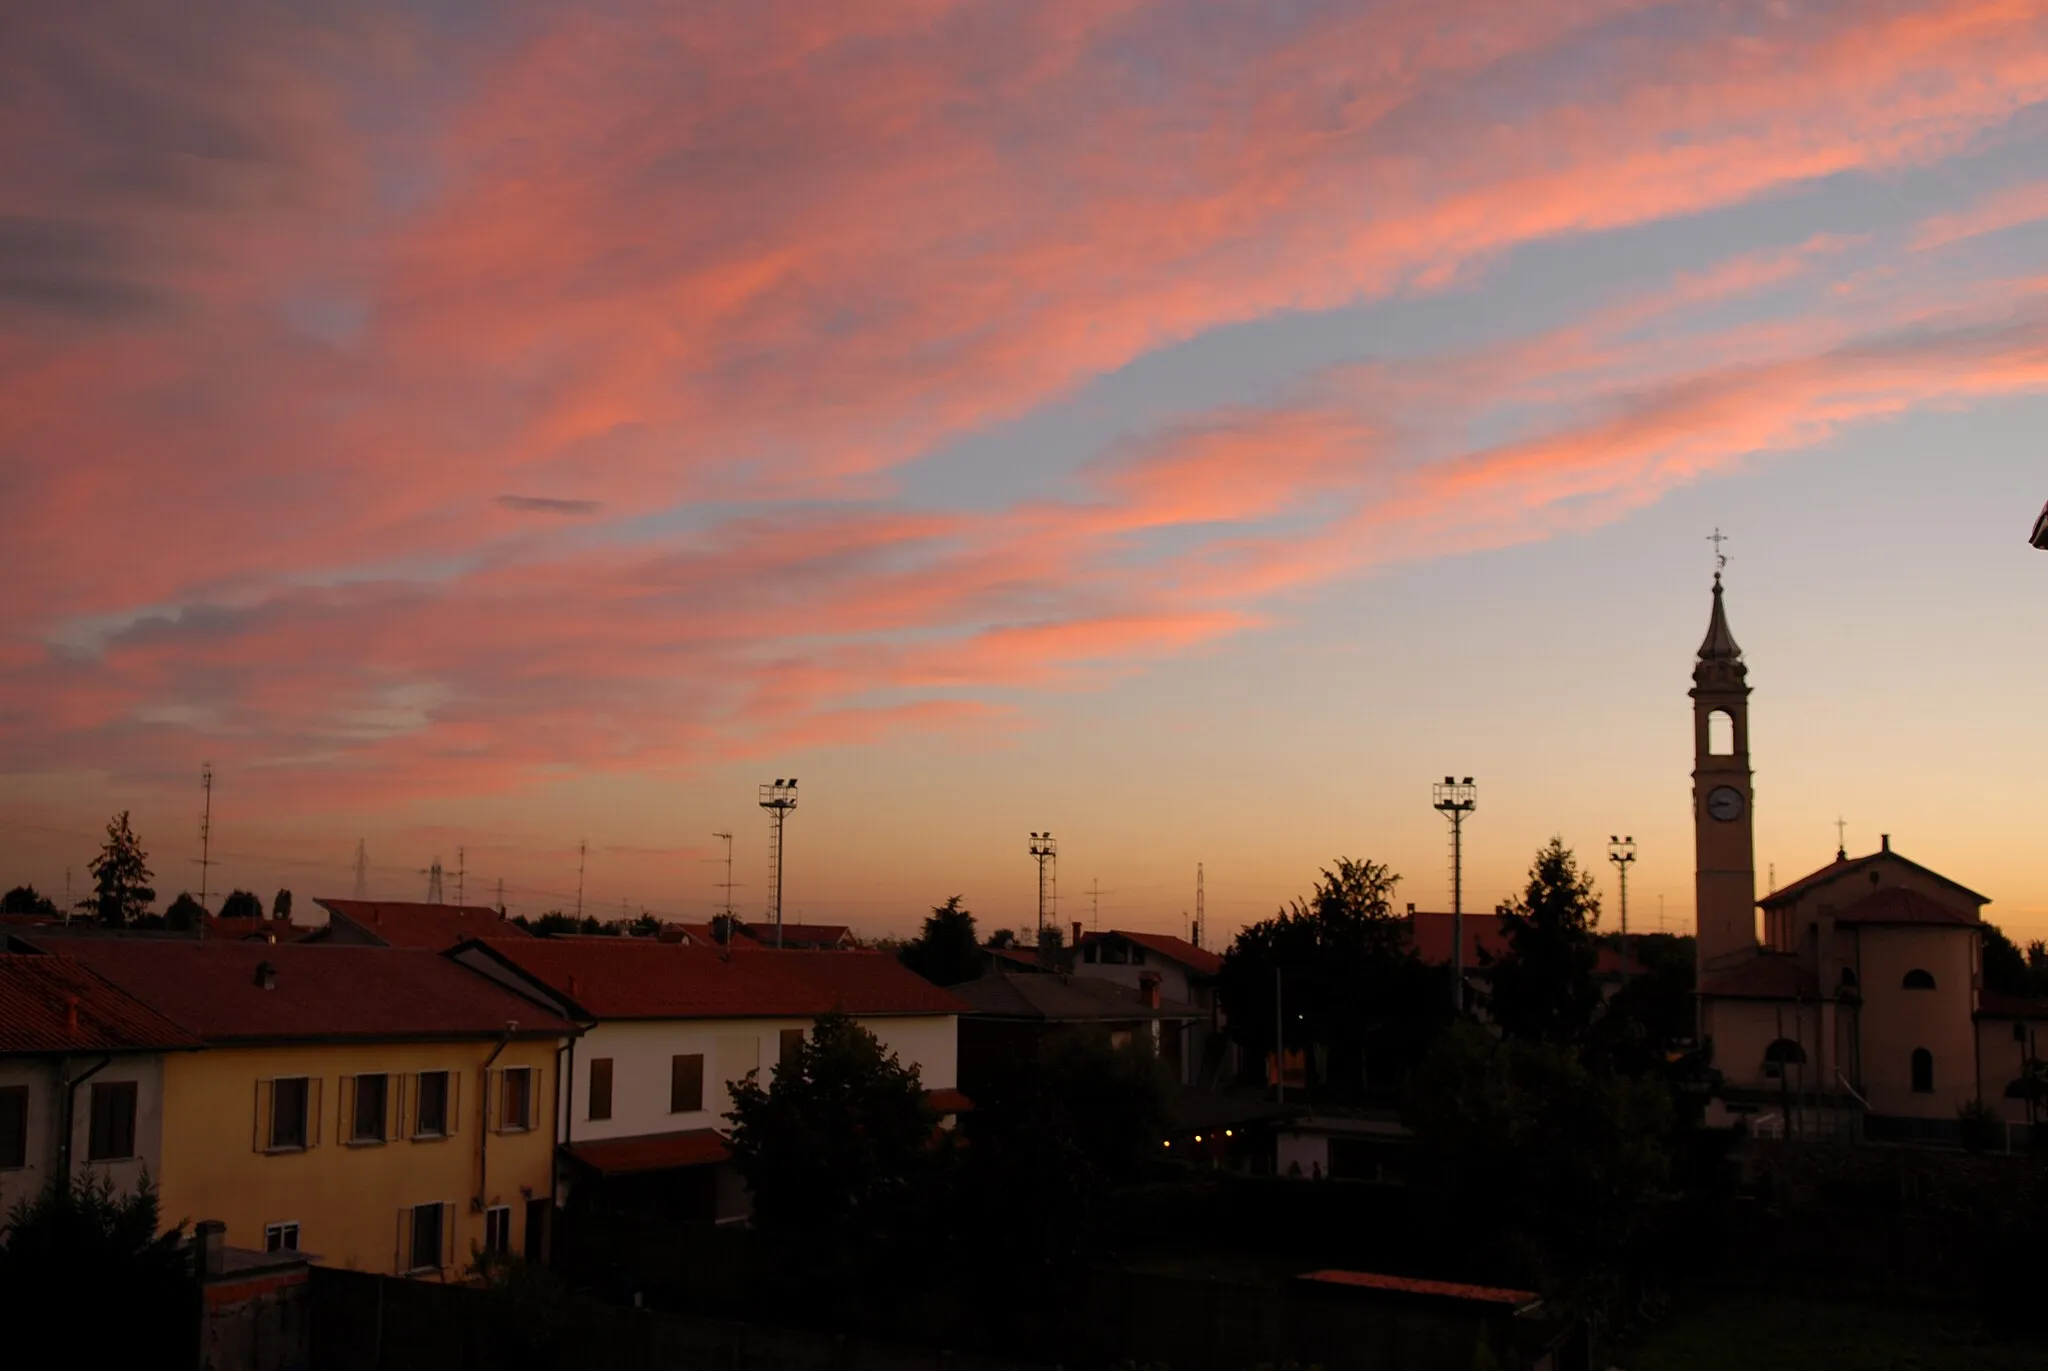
top-left (4, 3), bottom-right (2045, 941)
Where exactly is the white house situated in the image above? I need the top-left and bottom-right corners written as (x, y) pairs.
top-left (0, 953), bottom-right (199, 1215)
top-left (450, 939), bottom-right (967, 1224)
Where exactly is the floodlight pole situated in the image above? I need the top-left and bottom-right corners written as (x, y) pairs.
top-left (1433, 777), bottom-right (1478, 1013)
top-left (1027, 832), bottom-right (1058, 942)
top-left (1609, 835), bottom-right (1637, 981)
top-left (759, 779), bottom-right (799, 949)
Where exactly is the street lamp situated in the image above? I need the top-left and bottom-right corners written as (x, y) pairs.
top-left (1608, 835), bottom-right (1637, 981)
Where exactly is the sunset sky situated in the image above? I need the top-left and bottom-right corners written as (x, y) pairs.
top-left (4, 2), bottom-right (2046, 943)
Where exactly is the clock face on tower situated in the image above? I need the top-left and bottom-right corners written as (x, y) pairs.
top-left (1706, 785), bottom-right (1747, 822)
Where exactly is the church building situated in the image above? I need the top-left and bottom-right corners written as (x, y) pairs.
top-left (1688, 575), bottom-right (2042, 1142)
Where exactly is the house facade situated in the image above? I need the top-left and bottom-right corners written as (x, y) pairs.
top-left (1072, 928), bottom-right (1227, 1083)
top-left (0, 953), bottom-right (199, 1215)
top-left (46, 941), bottom-right (573, 1275)
top-left (450, 939), bottom-right (964, 1224)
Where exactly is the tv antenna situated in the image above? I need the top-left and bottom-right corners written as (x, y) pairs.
top-left (575, 839), bottom-right (587, 920)
top-left (1194, 863), bottom-right (1206, 950)
top-left (422, 857), bottom-right (444, 904)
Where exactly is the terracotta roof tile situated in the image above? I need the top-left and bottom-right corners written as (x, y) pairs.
top-left (742, 922), bottom-right (856, 947)
top-left (42, 941), bottom-right (573, 1043)
top-left (1406, 912), bottom-right (1516, 967)
top-left (1699, 954), bottom-right (1819, 1001)
top-left (1759, 850), bottom-right (1989, 910)
top-left (1296, 1269), bottom-right (1539, 1311)
top-left (1078, 930), bottom-right (1223, 976)
top-left (313, 899), bottom-right (531, 949)
top-left (0, 954), bottom-right (203, 1054)
top-left (926, 1087), bottom-right (974, 1114)
top-left (566, 1128), bottom-right (731, 1175)
top-left (1831, 886), bottom-right (1978, 928)
top-left (466, 940), bottom-right (966, 1019)
top-left (946, 970), bottom-right (1199, 1021)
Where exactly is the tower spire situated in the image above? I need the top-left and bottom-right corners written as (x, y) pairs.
top-left (1696, 575), bottom-right (1743, 664)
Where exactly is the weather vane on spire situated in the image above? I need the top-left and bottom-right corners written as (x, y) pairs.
top-left (1707, 527), bottom-right (1729, 578)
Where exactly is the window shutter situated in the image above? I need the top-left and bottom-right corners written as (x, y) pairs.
top-left (442, 1201), bottom-right (457, 1269)
top-left (395, 1206), bottom-right (408, 1275)
top-left (253, 1078), bottom-right (273, 1152)
top-left (338, 1074), bottom-right (356, 1143)
top-left (523, 1068), bottom-right (537, 1131)
top-left (447, 1069), bottom-right (461, 1137)
top-left (307, 1077), bottom-right (323, 1149)
top-left (397, 1073), bottom-right (413, 1139)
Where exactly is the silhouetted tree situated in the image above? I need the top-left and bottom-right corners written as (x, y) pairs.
top-left (709, 913), bottom-right (746, 945)
top-left (1983, 922), bottom-right (2037, 998)
top-left (1488, 838), bottom-right (1602, 1046)
top-left (272, 889), bottom-right (293, 922)
top-left (899, 896), bottom-right (981, 986)
top-left (1, 885), bottom-right (57, 915)
top-left (628, 912), bottom-right (661, 938)
top-left (987, 928), bottom-right (1017, 950)
top-left (527, 911), bottom-right (578, 936)
top-left (0, 1172), bottom-right (192, 1360)
top-left (1403, 1022), bottom-right (1672, 1288)
top-left (81, 812), bottom-right (154, 928)
top-left (726, 1010), bottom-right (937, 1257)
top-left (1217, 857), bottom-right (1443, 1098)
top-left (163, 893), bottom-right (205, 931)
top-left (218, 889), bottom-right (263, 921)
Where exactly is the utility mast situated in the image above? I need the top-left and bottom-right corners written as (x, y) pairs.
top-left (575, 840), bottom-right (587, 920)
top-left (1028, 833), bottom-right (1058, 941)
top-left (1194, 863), bottom-right (1206, 950)
top-left (1432, 776), bottom-right (1478, 1013)
top-left (758, 781), bottom-right (799, 948)
top-left (195, 762), bottom-right (217, 910)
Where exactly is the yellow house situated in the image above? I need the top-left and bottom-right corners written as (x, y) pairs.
top-left (53, 940), bottom-right (574, 1276)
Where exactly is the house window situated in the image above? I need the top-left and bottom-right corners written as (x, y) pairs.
top-left (498, 1067), bottom-right (534, 1133)
top-left (270, 1077), bottom-right (311, 1150)
top-left (588, 1058), bottom-right (613, 1122)
top-left (407, 1202), bottom-right (446, 1273)
top-left (87, 1080), bottom-right (138, 1161)
top-left (1902, 968), bottom-right (1936, 990)
top-left (352, 1073), bottom-right (389, 1144)
top-left (484, 1205), bottom-right (513, 1255)
top-left (264, 1222), bottom-right (300, 1253)
top-left (778, 1029), bottom-right (805, 1071)
top-left (1911, 1048), bottom-right (1934, 1094)
top-left (670, 1054), bottom-right (704, 1113)
top-left (0, 1086), bottom-right (25, 1170)
top-left (414, 1071), bottom-right (450, 1138)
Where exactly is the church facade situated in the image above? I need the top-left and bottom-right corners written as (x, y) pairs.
top-left (1688, 577), bottom-right (2045, 1140)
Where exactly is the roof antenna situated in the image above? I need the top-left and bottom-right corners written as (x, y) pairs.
top-left (1835, 817), bottom-right (1847, 862)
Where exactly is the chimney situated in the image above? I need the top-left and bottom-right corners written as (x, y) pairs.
top-left (254, 961), bottom-right (277, 991)
top-left (1071, 921), bottom-right (1084, 951)
top-left (65, 995), bottom-right (78, 1035)
top-left (1139, 972), bottom-right (1161, 1010)
top-left (195, 1220), bottom-right (227, 1280)
top-left (1880, 833), bottom-right (1891, 853)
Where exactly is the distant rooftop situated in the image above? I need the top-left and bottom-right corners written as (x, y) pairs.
top-left (312, 898), bottom-right (532, 949)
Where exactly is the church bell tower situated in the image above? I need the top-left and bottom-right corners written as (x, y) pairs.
top-left (1692, 573), bottom-right (1758, 974)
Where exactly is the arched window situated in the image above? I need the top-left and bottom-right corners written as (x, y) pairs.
top-left (1902, 968), bottom-right (1936, 990)
top-left (1707, 710), bottom-right (1735, 756)
top-left (1763, 1038), bottom-right (1807, 1065)
top-left (1910, 1048), bottom-right (1934, 1093)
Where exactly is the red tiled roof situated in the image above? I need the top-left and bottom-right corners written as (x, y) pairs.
top-left (1760, 850), bottom-right (1989, 910)
top-left (202, 915), bottom-right (305, 942)
top-left (743, 922), bottom-right (855, 947)
top-left (1406, 912), bottom-right (1516, 967)
top-left (1698, 954), bottom-right (1819, 1001)
top-left (0, 954), bottom-right (203, 1054)
top-left (659, 922), bottom-right (761, 948)
top-left (566, 1128), bottom-right (731, 1175)
top-left (1979, 992), bottom-right (2048, 1021)
top-left (464, 940), bottom-right (967, 1020)
top-left (926, 1088), bottom-right (974, 1114)
top-left (44, 942), bottom-right (574, 1043)
top-left (1078, 930), bottom-right (1224, 976)
top-left (313, 899), bottom-right (532, 949)
top-left (1831, 887), bottom-right (1978, 928)
top-left (985, 944), bottom-right (1052, 972)
top-left (1296, 1269), bottom-right (1539, 1311)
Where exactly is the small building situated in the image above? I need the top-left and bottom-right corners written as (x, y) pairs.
top-left (1072, 928), bottom-right (1231, 1083)
top-left (0, 953), bottom-right (201, 1215)
top-left (742, 921), bottom-right (858, 950)
top-left (449, 939), bottom-right (965, 1225)
top-left (308, 899), bottom-right (531, 949)
top-left (40, 940), bottom-right (574, 1276)
top-left (948, 968), bottom-right (1203, 1093)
